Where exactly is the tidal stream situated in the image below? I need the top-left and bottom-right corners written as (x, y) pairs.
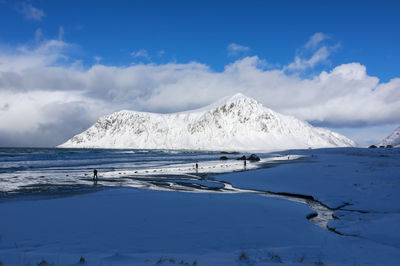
top-left (78, 171), bottom-right (336, 231)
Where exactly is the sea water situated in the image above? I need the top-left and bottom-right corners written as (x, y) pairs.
top-left (0, 148), bottom-right (269, 195)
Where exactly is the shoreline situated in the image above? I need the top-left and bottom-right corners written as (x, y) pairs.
top-left (0, 152), bottom-right (301, 199)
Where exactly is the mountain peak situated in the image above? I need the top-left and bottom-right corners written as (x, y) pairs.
top-left (188, 93), bottom-right (259, 114)
top-left (224, 93), bottom-right (257, 103)
top-left (227, 92), bottom-right (248, 100)
top-left (204, 93), bottom-right (259, 110)
top-left (59, 94), bottom-right (356, 150)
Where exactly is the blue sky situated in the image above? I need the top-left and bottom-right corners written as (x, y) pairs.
top-left (0, 0), bottom-right (400, 146)
top-left (1, 0), bottom-right (399, 79)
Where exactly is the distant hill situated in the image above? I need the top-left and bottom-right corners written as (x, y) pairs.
top-left (378, 126), bottom-right (400, 147)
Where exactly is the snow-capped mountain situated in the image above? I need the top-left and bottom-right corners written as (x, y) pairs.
top-left (58, 93), bottom-right (356, 151)
top-left (378, 126), bottom-right (400, 147)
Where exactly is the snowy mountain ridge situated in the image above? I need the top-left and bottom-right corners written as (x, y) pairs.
top-left (378, 126), bottom-right (400, 147)
top-left (58, 93), bottom-right (356, 151)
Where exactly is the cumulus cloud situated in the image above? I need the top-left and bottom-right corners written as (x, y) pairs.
top-left (18, 2), bottom-right (45, 21)
top-left (227, 43), bottom-right (250, 57)
top-left (1, 35), bottom-right (400, 146)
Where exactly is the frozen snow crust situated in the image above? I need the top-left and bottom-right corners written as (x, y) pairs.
top-left (59, 93), bottom-right (356, 150)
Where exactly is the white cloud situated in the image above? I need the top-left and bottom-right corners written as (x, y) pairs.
top-left (285, 32), bottom-right (337, 71)
top-left (58, 26), bottom-right (64, 41)
top-left (157, 50), bottom-right (165, 57)
top-left (305, 32), bottom-right (328, 49)
top-left (19, 3), bottom-right (45, 21)
top-left (93, 56), bottom-right (102, 63)
top-left (286, 46), bottom-right (331, 71)
top-left (227, 43), bottom-right (250, 57)
top-left (130, 49), bottom-right (150, 59)
top-left (1, 36), bottom-right (400, 146)
top-left (0, 39), bottom-right (69, 74)
top-left (34, 28), bottom-right (43, 42)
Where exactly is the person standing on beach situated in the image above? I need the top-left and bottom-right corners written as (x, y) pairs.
top-left (93, 169), bottom-right (98, 180)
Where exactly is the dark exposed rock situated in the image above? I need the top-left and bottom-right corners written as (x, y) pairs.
top-left (306, 212), bottom-right (318, 219)
top-left (247, 154), bottom-right (260, 161)
top-left (368, 145), bottom-right (377, 148)
top-left (79, 256), bottom-right (86, 264)
top-left (220, 156), bottom-right (228, 160)
top-left (221, 151), bottom-right (239, 154)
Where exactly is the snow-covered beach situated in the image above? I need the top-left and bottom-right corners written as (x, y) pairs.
top-left (2, 0), bottom-right (400, 265)
top-left (1, 147), bottom-right (400, 265)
